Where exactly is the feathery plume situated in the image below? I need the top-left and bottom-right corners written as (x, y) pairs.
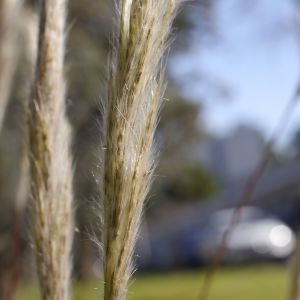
top-left (102, 1), bottom-right (182, 299)
top-left (28, 0), bottom-right (74, 299)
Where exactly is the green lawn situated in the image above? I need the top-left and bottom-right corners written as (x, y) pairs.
top-left (17, 264), bottom-right (290, 300)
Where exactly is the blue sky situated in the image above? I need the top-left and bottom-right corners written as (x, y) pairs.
top-left (170, 0), bottom-right (300, 149)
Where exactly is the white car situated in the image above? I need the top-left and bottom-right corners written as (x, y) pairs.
top-left (199, 207), bottom-right (296, 263)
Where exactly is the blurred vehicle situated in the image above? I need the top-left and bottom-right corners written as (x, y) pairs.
top-left (182, 206), bottom-right (296, 265)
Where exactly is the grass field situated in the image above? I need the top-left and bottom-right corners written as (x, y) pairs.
top-left (17, 264), bottom-right (290, 300)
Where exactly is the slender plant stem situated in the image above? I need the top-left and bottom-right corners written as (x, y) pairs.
top-left (0, 0), bottom-right (22, 132)
top-left (198, 83), bottom-right (300, 300)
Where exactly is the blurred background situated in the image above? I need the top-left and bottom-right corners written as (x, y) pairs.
top-left (2, 0), bottom-right (300, 299)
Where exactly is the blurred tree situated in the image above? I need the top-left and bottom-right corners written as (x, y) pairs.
top-left (161, 164), bottom-right (217, 202)
top-left (292, 128), bottom-right (300, 157)
top-left (0, 3), bottom-right (35, 297)
top-left (158, 93), bottom-right (202, 160)
top-left (152, 93), bottom-right (217, 206)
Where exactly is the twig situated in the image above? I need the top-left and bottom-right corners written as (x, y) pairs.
top-left (198, 83), bottom-right (300, 300)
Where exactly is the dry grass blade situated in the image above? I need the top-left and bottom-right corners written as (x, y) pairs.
top-left (0, 0), bottom-right (22, 132)
top-left (198, 85), bottom-right (300, 300)
top-left (101, 1), bottom-right (182, 299)
top-left (28, 0), bottom-right (74, 299)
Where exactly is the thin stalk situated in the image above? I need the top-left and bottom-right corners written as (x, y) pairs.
top-left (198, 83), bottom-right (300, 300)
top-left (0, 0), bottom-right (22, 132)
top-left (101, 1), bottom-right (182, 300)
top-left (28, 0), bottom-right (73, 299)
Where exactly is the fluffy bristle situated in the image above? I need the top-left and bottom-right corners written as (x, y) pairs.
top-left (102, 1), bottom-right (182, 299)
top-left (28, 1), bottom-right (74, 299)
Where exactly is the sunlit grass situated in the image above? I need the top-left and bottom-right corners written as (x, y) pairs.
top-left (16, 264), bottom-right (290, 300)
